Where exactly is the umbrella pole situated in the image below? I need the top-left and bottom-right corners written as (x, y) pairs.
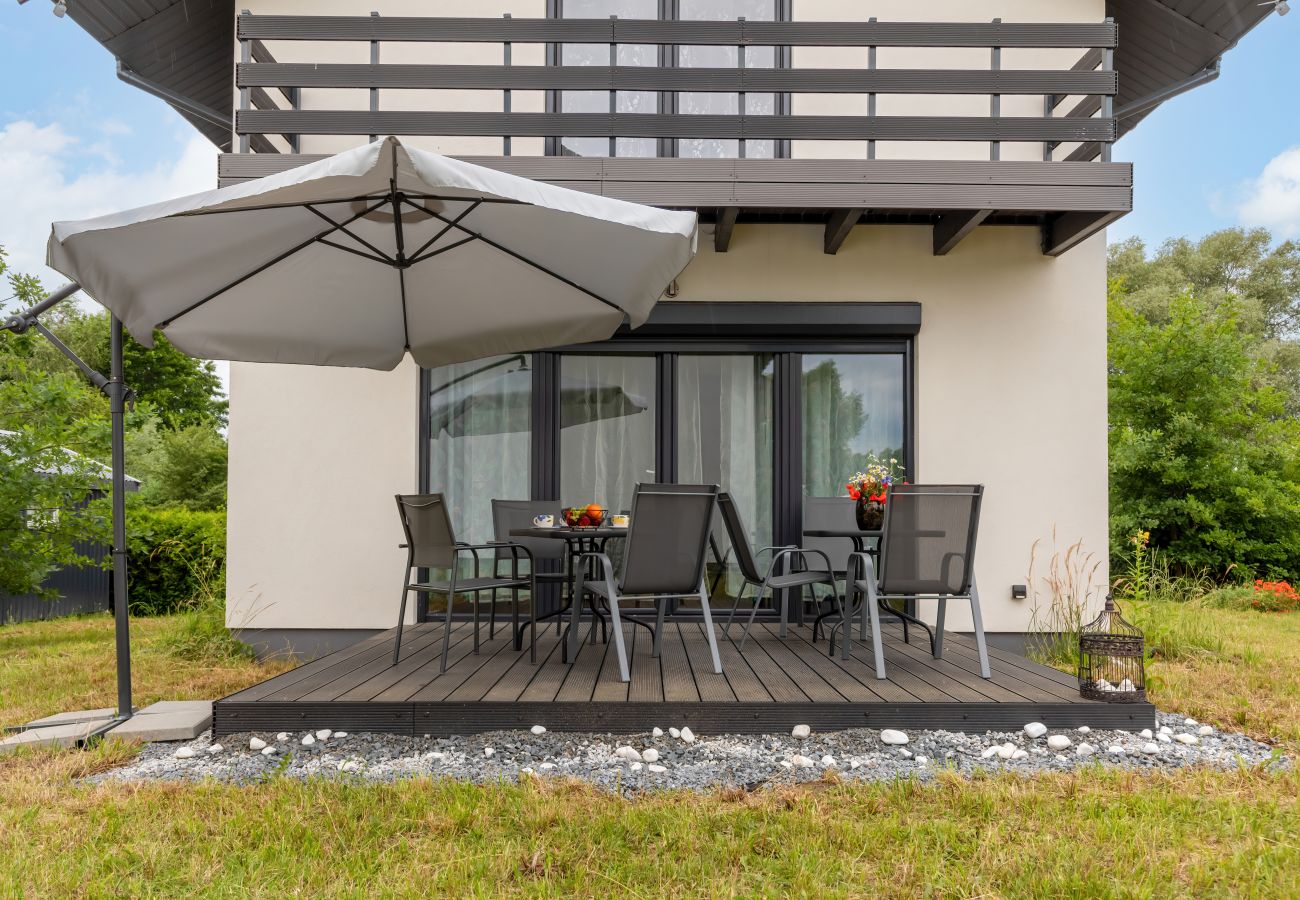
top-left (108, 316), bottom-right (133, 720)
top-left (2, 287), bottom-right (133, 722)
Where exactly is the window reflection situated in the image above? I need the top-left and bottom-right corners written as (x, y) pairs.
top-left (802, 354), bottom-right (906, 498)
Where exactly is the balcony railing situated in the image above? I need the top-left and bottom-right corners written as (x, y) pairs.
top-left (227, 14), bottom-right (1129, 256)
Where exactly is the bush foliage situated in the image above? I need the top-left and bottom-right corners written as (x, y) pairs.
top-left (125, 506), bottom-right (226, 616)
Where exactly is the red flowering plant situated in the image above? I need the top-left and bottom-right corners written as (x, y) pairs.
top-left (1251, 579), bottom-right (1300, 613)
top-left (846, 455), bottom-right (905, 503)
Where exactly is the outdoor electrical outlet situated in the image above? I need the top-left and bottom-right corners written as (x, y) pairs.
top-left (1011, 584), bottom-right (1028, 600)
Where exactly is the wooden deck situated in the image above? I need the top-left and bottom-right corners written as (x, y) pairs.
top-left (213, 619), bottom-right (1154, 736)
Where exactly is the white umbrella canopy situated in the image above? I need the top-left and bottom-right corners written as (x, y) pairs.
top-left (46, 137), bottom-right (697, 370)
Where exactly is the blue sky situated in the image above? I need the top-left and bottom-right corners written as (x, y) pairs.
top-left (0, 3), bottom-right (1297, 284)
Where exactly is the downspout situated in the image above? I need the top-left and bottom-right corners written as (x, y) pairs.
top-left (1115, 62), bottom-right (1221, 121)
top-left (115, 61), bottom-right (232, 133)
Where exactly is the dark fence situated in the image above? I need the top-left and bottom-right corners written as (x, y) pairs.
top-left (0, 540), bottom-right (110, 625)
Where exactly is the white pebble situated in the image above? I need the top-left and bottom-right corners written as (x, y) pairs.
top-left (540, 762), bottom-right (555, 770)
top-left (1142, 742), bottom-right (1160, 755)
top-left (1077, 726), bottom-right (1092, 734)
top-left (1158, 733), bottom-right (1172, 743)
top-left (1107, 746), bottom-right (1125, 756)
top-left (1076, 743), bottom-right (1096, 757)
top-left (630, 762), bottom-right (643, 772)
top-left (1197, 725), bottom-right (1213, 736)
top-left (647, 764), bottom-right (667, 773)
top-left (791, 724), bottom-right (811, 739)
top-left (261, 746), bottom-right (277, 756)
top-left (790, 754), bottom-right (815, 768)
top-left (484, 747), bottom-right (495, 758)
top-left (275, 733), bottom-right (289, 742)
top-left (1159, 725), bottom-right (1173, 735)
top-left (1175, 733), bottom-right (1198, 745)
top-left (521, 767), bottom-right (534, 775)
top-left (530, 725), bottom-right (546, 735)
top-left (642, 748), bottom-right (659, 763)
top-left (879, 729), bottom-right (909, 745)
top-left (1139, 729), bottom-right (1153, 740)
top-left (334, 732), bottom-right (348, 738)
top-left (206, 744), bottom-right (223, 755)
top-left (849, 759), bottom-right (861, 770)
top-left (915, 755), bottom-right (929, 765)
top-left (615, 746), bottom-right (642, 762)
top-left (1010, 749), bottom-right (1029, 761)
top-left (341, 760), bottom-right (359, 772)
top-left (1184, 718), bottom-right (1199, 726)
top-left (1055, 755), bottom-right (1067, 762)
top-left (1024, 722), bottom-right (1048, 739)
top-left (996, 743), bottom-right (1017, 760)
top-left (980, 746), bottom-right (999, 759)
top-left (1047, 735), bottom-right (1072, 751)
top-left (174, 747), bottom-right (196, 759)
top-left (651, 727), bottom-right (664, 738)
top-left (779, 760), bottom-right (793, 769)
top-left (315, 729), bottom-right (332, 740)
top-left (249, 737), bottom-right (267, 751)
top-left (669, 727), bottom-right (680, 739)
top-left (820, 755), bottom-right (836, 767)
top-left (301, 735), bottom-right (315, 746)
top-left (898, 748), bottom-right (913, 759)
top-left (680, 727), bottom-right (696, 744)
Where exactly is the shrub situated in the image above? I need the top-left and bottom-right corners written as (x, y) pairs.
top-left (1249, 580), bottom-right (1300, 613)
top-left (125, 505), bottom-right (226, 616)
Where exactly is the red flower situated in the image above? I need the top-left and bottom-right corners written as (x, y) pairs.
top-left (846, 484), bottom-right (861, 500)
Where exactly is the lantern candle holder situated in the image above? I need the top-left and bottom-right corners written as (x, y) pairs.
top-left (1078, 594), bottom-right (1146, 702)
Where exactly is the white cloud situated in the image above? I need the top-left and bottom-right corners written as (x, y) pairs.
top-left (0, 119), bottom-right (216, 286)
top-left (0, 119), bottom-right (223, 389)
top-left (1237, 145), bottom-right (1300, 238)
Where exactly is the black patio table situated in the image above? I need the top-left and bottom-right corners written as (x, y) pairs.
top-left (508, 525), bottom-right (631, 649)
top-left (802, 527), bottom-right (937, 650)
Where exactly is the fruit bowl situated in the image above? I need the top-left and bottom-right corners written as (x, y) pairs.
top-left (561, 504), bottom-right (605, 527)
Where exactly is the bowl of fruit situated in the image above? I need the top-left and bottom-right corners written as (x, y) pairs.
top-left (562, 504), bottom-right (606, 528)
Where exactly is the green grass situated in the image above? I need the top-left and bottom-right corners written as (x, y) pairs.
top-left (1, 610), bottom-right (1297, 896)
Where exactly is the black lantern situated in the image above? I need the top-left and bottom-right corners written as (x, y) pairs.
top-left (1078, 594), bottom-right (1146, 702)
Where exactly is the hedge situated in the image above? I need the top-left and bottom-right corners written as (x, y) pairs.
top-left (125, 505), bottom-right (226, 616)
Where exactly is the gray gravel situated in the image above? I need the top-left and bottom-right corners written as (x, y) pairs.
top-left (90, 711), bottom-right (1287, 792)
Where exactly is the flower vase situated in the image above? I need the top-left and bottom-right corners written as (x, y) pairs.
top-left (855, 495), bottom-right (885, 531)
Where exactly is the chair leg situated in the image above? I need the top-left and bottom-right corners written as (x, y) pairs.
top-left (831, 584), bottom-right (852, 661)
top-left (969, 580), bottom-right (991, 679)
top-left (392, 574), bottom-right (411, 667)
top-left (563, 568), bottom-right (585, 664)
top-left (865, 582), bottom-right (886, 680)
top-left (934, 596), bottom-right (947, 659)
top-left (607, 594), bottom-right (631, 683)
top-left (698, 581), bottom-right (723, 675)
top-left (440, 585), bottom-right (455, 674)
top-left (738, 580), bottom-right (767, 649)
top-left (652, 597), bottom-right (667, 657)
top-left (488, 588), bottom-right (498, 639)
top-left (723, 582), bottom-right (749, 638)
top-left (527, 576), bottom-right (537, 664)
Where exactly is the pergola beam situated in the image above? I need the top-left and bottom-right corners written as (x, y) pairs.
top-left (933, 209), bottom-right (990, 255)
top-left (823, 208), bottom-right (865, 254)
top-left (714, 206), bottom-right (740, 252)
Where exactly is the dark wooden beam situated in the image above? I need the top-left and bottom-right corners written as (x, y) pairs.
top-left (933, 209), bottom-right (991, 255)
top-left (824, 208), bottom-right (864, 254)
top-left (714, 207), bottom-right (740, 252)
top-left (1042, 209), bottom-right (1125, 256)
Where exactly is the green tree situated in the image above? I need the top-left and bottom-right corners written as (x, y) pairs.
top-left (1108, 288), bottom-right (1300, 578)
top-left (130, 424), bottom-right (228, 511)
top-left (0, 250), bottom-right (112, 596)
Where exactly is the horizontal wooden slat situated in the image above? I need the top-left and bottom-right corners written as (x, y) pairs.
top-left (237, 63), bottom-right (1118, 96)
top-left (237, 15), bottom-right (1118, 49)
top-left (237, 110), bottom-right (1117, 143)
top-left (218, 153), bottom-right (1132, 213)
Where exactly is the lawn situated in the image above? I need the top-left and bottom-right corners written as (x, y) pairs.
top-left (0, 607), bottom-right (1296, 897)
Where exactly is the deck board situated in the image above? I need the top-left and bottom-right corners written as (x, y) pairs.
top-left (213, 620), bottom-right (1156, 736)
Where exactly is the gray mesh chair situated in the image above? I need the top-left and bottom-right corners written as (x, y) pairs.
top-left (842, 484), bottom-right (990, 680)
top-left (715, 492), bottom-right (841, 648)
top-left (394, 494), bottom-right (536, 673)
top-left (567, 483), bottom-right (721, 683)
top-left (491, 499), bottom-right (574, 646)
top-left (800, 497), bottom-right (859, 627)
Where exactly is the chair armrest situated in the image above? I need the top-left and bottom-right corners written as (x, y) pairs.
top-left (574, 550), bottom-right (617, 589)
top-left (847, 550), bottom-right (878, 587)
top-left (764, 547), bottom-right (835, 583)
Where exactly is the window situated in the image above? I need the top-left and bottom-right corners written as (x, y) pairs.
top-left (552, 0), bottom-right (785, 159)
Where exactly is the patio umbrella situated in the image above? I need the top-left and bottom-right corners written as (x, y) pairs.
top-left (13, 136), bottom-right (697, 724)
top-left (429, 357), bottom-right (648, 437)
top-left (46, 136), bottom-right (697, 370)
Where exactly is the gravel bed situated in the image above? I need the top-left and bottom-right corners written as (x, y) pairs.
top-left (90, 712), bottom-right (1285, 792)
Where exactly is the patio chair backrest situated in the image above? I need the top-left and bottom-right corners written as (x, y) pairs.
top-left (620, 483), bottom-right (719, 595)
top-left (716, 492), bottom-right (764, 584)
top-left (801, 496), bottom-right (859, 574)
top-left (491, 499), bottom-right (565, 561)
top-left (878, 484), bottom-right (983, 596)
top-left (395, 494), bottom-right (457, 569)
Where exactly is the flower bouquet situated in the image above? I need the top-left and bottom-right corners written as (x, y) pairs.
top-left (845, 455), bottom-right (904, 530)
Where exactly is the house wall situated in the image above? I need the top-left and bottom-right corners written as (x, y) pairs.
top-left (226, 0), bottom-right (1111, 640)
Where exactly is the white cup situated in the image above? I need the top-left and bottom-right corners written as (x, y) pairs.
top-left (611, 514), bottom-right (629, 528)
top-left (532, 514), bottom-right (555, 528)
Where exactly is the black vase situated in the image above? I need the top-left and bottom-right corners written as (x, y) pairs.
top-left (855, 496), bottom-right (885, 531)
